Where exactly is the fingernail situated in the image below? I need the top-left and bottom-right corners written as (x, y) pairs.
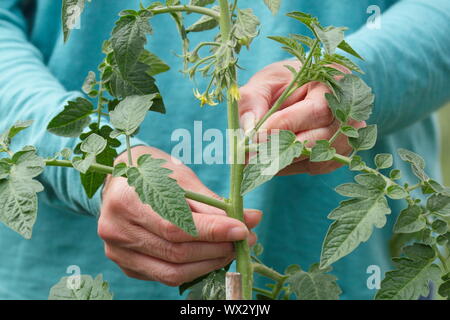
top-left (240, 112), bottom-right (255, 134)
top-left (228, 227), bottom-right (248, 241)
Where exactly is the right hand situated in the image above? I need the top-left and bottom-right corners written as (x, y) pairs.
top-left (98, 146), bottom-right (261, 287)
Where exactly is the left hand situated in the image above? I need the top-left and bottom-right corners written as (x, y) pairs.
top-left (238, 60), bottom-right (366, 176)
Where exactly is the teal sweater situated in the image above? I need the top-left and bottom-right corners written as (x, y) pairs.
top-left (0, 0), bottom-right (449, 300)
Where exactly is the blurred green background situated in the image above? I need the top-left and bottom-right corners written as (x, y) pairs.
top-left (439, 103), bottom-right (450, 186)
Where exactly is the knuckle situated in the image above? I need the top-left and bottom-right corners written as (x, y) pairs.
top-left (97, 218), bottom-right (115, 241)
top-left (160, 267), bottom-right (185, 287)
top-left (311, 100), bottom-right (333, 125)
top-left (160, 220), bottom-right (182, 242)
top-left (166, 243), bottom-right (190, 263)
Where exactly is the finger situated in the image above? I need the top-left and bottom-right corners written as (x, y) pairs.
top-left (136, 209), bottom-right (250, 243)
top-left (105, 245), bottom-right (233, 287)
top-left (264, 83), bottom-right (333, 133)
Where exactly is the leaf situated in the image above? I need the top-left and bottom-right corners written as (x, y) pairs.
top-left (201, 270), bottom-right (226, 300)
top-left (0, 120), bottom-right (34, 148)
top-left (313, 25), bottom-right (347, 55)
top-left (340, 125), bottom-right (359, 138)
top-left (268, 36), bottom-right (306, 62)
top-left (349, 125), bottom-right (377, 151)
top-left (337, 40), bottom-right (364, 60)
top-left (0, 149), bottom-right (45, 239)
top-left (320, 196), bottom-right (391, 268)
top-left (325, 74), bottom-right (374, 123)
top-left (62, 0), bottom-right (88, 42)
top-left (241, 131), bottom-right (304, 195)
top-left (72, 155), bottom-right (95, 174)
top-left (286, 11), bottom-right (319, 33)
top-left (139, 50), bottom-right (170, 76)
top-left (263, 0), bottom-right (281, 15)
top-left (110, 95), bottom-right (155, 136)
top-left (394, 205), bottom-right (427, 234)
top-left (375, 154), bottom-right (393, 169)
top-left (310, 140), bottom-right (336, 162)
top-left (386, 185), bottom-right (408, 200)
top-left (349, 155), bottom-right (366, 171)
top-left (287, 264), bottom-right (342, 300)
top-left (398, 148), bottom-right (428, 181)
top-left (112, 163), bottom-right (128, 177)
top-left (354, 173), bottom-right (386, 191)
top-left (427, 193), bottom-right (450, 216)
top-left (189, 0), bottom-right (215, 6)
top-left (49, 274), bottom-right (113, 300)
top-left (234, 9), bottom-right (260, 46)
top-left (187, 14), bottom-right (218, 33)
top-left (390, 169), bottom-right (401, 180)
top-left (111, 13), bottom-right (151, 77)
top-left (438, 274), bottom-right (450, 300)
top-left (431, 219), bottom-right (448, 235)
top-left (80, 133), bottom-right (107, 156)
top-left (126, 154), bottom-right (196, 236)
top-left (335, 183), bottom-right (381, 199)
top-left (82, 71), bottom-right (97, 94)
top-left (375, 244), bottom-right (441, 300)
top-left (81, 146), bottom-right (117, 198)
top-left (47, 98), bottom-right (94, 137)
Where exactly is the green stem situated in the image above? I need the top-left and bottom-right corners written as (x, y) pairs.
top-left (149, 5), bottom-right (220, 20)
top-left (125, 135), bottom-right (133, 166)
top-left (252, 287), bottom-right (273, 297)
top-left (218, 0), bottom-right (252, 300)
top-left (249, 39), bottom-right (320, 138)
top-left (96, 83), bottom-right (104, 126)
top-left (184, 190), bottom-right (230, 211)
top-left (252, 262), bottom-right (285, 282)
top-left (44, 160), bottom-right (229, 210)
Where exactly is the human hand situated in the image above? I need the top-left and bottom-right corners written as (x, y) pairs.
top-left (239, 60), bottom-right (366, 175)
top-left (99, 146), bottom-right (261, 286)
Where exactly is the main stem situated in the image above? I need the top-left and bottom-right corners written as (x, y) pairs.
top-left (219, 0), bottom-right (253, 300)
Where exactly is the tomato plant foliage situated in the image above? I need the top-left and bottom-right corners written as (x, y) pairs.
top-left (0, 0), bottom-right (448, 300)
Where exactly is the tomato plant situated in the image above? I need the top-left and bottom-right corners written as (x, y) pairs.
top-left (1, 0), bottom-right (449, 300)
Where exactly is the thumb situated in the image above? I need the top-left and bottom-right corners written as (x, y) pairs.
top-left (238, 83), bottom-right (272, 133)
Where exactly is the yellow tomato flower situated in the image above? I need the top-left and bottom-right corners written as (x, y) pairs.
top-left (193, 89), bottom-right (218, 107)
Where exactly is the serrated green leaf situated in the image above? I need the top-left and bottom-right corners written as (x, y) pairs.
top-left (263, 0), bottom-right (281, 15)
top-left (325, 75), bottom-right (374, 123)
top-left (47, 98), bottom-right (94, 137)
top-left (268, 36), bottom-right (306, 62)
top-left (375, 244), bottom-right (441, 300)
top-left (287, 264), bottom-right (342, 300)
top-left (0, 149), bottom-right (45, 239)
top-left (323, 53), bottom-right (364, 74)
top-left (186, 14), bottom-right (218, 32)
top-left (313, 25), bottom-right (346, 55)
top-left (398, 148), bottom-right (428, 181)
top-left (139, 50), bottom-right (170, 76)
top-left (241, 131), bottom-right (303, 195)
top-left (110, 95), bottom-right (155, 136)
top-left (427, 193), bottom-right (450, 216)
top-left (390, 169), bottom-right (401, 180)
top-left (349, 155), bottom-right (366, 171)
top-left (354, 173), bottom-right (386, 191)
top-left (321, 196), bottom-right (391, 268)
top-left (126, 154), bottom-right (196, 236)
top-left (286, 11), bottom-right (319, 33)
top-left (49, 274), bottom-right (113, 300)
top-left (111, 14), bottom-right (151, 77)
top-left (394, 205), bottom-right (426, 234)
top-left (349, 125), bottom-right (377, 151)
top-left (81, 146), bottom-right (116, 198)
top-left (375, 154), bottom-right (393, 170)
top-left (310, 140), bottom-right (336, 162)
top-left (335, 183), bottom-right (381, 199)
